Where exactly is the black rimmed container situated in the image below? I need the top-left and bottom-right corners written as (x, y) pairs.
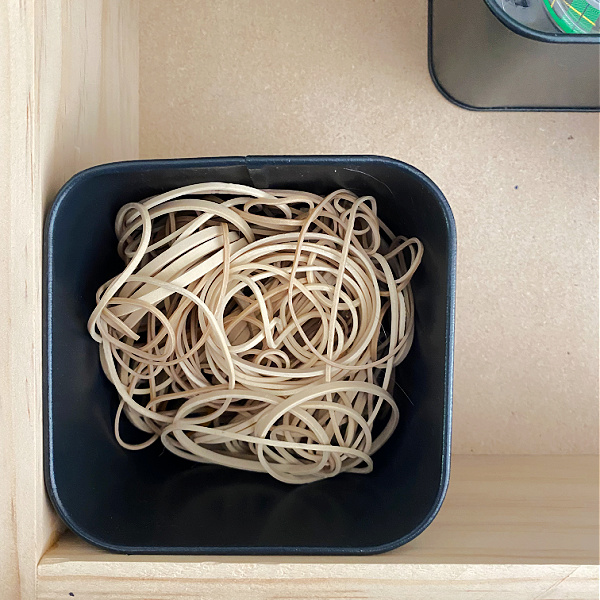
top-left (429, 0), bottom-right (600, 110)
top-left (44, 155), bottom-right (455, 554)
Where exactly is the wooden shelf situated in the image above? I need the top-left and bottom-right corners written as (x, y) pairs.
top-left (36, 456), bottom-right (599, 600)
top-left (2, 2), bottom-right (598, 599)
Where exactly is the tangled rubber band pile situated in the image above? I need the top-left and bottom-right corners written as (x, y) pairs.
top-left (88, 183), bottom-right (423, 484)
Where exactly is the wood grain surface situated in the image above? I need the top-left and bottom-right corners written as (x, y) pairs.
top-left (0, 2), bottom-right (138, 599)
top-left (37, 456), bottom-right (599, 600)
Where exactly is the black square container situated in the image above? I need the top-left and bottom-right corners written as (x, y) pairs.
top-left (429, 0), bottom-right (600, 111)
top-left (44, 155), bottom-right (456, 554)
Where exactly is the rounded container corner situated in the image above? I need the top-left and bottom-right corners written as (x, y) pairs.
top-left (359, 455), bottom-right (452, 555)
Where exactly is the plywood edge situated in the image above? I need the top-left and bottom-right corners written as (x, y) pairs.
top-left (0, 2), bottom-right (139, 599)
top-left (35, 562), bottom-right (600, 600)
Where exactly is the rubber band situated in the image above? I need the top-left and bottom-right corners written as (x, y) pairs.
top-left (88, 184), bottom-right (423, 484)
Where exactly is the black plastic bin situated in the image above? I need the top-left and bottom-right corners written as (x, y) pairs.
top-left (429, 0), bottom-right (600, 111)
top-left (44, 155), bottom-right (456, 554)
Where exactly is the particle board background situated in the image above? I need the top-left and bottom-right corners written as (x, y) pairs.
top-left (139, 0), bottom-right (599, 454)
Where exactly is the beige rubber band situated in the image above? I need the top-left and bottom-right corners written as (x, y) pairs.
top-left (88, 184), bottom-right (422, 484)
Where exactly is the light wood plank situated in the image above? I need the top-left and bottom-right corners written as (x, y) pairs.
top-left (37, 456), bottom-right (599, 600)
top-left (34, 566), bottom-right (600, 600)
top-left (0, 2), bottom-right (138, 599)
top-left (537, 566), bottom-right (600, 600)
top-left (0, 6), bottom-right (36, 598)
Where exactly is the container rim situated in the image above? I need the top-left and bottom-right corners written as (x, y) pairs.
top-left (482, 0), bottom-right (600, 44)
top-left (44, 155), bottom-right (455, 555)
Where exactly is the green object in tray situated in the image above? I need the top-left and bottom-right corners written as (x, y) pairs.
top-left (542, 0), bottom-right (600, 33)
